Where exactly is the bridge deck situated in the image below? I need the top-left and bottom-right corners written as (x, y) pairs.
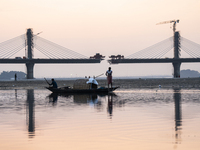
top-left (108, 58), bottom-right (200, 64)
top-left (0, 59), bottom-right (101, 64)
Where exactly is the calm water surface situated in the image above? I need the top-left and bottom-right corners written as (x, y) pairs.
top-left (0, 88), bottom-right (200, 150)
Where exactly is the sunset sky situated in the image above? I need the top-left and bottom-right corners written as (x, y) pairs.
top-left (0, 0), bottom-right (200, 78)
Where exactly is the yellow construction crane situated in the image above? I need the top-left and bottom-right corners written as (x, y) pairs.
top-left (156, 19), bottom-right (179, 33)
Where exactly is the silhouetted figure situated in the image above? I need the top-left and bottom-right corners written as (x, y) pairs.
top-left (49, 78), bottom-right (58, 88)
top-left (106, 67), bottom-right (112, 88)
top-left (15, 73), bottom-right (17, 81)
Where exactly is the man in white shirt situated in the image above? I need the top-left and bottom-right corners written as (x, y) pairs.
top-left (106, 67), bottom-right (113, 88)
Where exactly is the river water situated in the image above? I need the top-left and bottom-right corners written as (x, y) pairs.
top-left (0, 88), bottom-right (200, 150)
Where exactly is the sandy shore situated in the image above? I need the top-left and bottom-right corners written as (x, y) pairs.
top-left (0, 78), bottom-right (200, 89)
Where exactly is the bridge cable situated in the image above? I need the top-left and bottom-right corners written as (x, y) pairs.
top-left (154, 46), bottom-right (173, 58)
top-left (34, 36), bottom-right (88, 59)
top-left (141, 37), bottom-right (173, 58)
top-left (181, 37), bottom-right (200, 57)
top-left (126, 37), bottom-right (172, 58)
top-left (180, 45), bottom-right (198, 58)
top-left (181, 37), bottom-right (200, 58)
top-left (126, 37), bottom-right (173, 59)
top-left (34, 44), bottom-right (60, 58)
top-left (0, 34), bottom-right (25, 58)
top-left (34, 37), bottom-right (65, 58)
top-left (144, 40), bottom-right (173, 58)
top-left (34, 41), bottom-right (82, 59)
top-left (2, 43), bottom-right (25, 58)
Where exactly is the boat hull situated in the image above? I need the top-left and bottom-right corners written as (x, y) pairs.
top-left (46, 86), bottom-right (119, 94)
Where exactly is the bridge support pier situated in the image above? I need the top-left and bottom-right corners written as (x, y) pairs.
top-left (26, 63), bottom-right (35, 79)
top-left (172, 62), bottom-right (181, 78)
top-left (173, 31), bottom-right (181, 78)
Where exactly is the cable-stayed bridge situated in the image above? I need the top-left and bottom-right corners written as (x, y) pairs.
top-left (0, 29), bottom-right (104, 79)
top-left (108, 31), bottom-right (200, 78)
top-left (1, 28), bottom-right (200, 79)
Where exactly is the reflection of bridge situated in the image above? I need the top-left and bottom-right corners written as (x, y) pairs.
top-left (0, 29), bottom-right (104, 79)
top-left (174, 88), bottom-right (182, 144)
top-left (108, 31), bottom-right (200, 78)
top-left (25, 88), bottom-right (182, 140)
top-left (26, 89), bottom-right (35, 138)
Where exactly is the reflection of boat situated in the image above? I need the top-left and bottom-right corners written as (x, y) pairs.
top-left (46, 86), bottom-right (119, 94)
top-left (48, 92), bottom-right (117, 104)
top-left (48, 92), bottom-right (116, 99)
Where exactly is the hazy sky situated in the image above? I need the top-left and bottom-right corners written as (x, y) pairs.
top-left (0, 0), bottom-right (200, 78)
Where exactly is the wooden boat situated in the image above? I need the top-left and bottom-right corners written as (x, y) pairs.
top-left (46, 86), bottom-right (119, 94)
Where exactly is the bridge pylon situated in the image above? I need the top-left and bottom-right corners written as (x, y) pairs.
top-left (173, 31), bottom-right (181, 78)
top-left (26, 28), bottom-right (35, 79)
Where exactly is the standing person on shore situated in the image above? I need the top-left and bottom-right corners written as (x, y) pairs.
top-left (106, 67), bottom-right (113, 88)
top-left (15, 73), bottom-right (17, 81)
top-left (49, 78), bottom-right (58, 88)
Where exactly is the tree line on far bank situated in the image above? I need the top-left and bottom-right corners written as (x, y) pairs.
top-left (180, 69), bottom-right (200, 78)
top-left (0, 69), bottom-right (199, 79)
top-left (0, 71), bottom-right (26, 79)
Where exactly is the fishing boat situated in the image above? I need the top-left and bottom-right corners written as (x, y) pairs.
top-left (45, 78), bottom-right (119, 94)
top-left (46, 86), bottom-right (119, 94)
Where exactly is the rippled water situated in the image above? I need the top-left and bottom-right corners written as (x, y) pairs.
top-left (0, 88), bottom-right (200, 150)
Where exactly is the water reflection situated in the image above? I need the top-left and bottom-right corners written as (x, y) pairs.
top-left (8, 87), bottom-right (200, 150)
top-left (48, 93), bottom-right (116, 105)
top-left (15, 89), bottom-right (17, 100)
top-left (47, 92), bottom-right (117, 120)
top-left (25, 88), bottom-right (183, 140)
top-left (73, 94), bottom-right (98, 104)
top-left (26, 89), bottom-right (35, 138)
top-left (173, 88), bottom-right (182, 145)
top-left (48, 93), bottom-right (58, 106)
top-left (107, 94), bottom-right (113, 118)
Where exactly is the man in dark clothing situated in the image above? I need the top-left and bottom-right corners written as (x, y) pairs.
top-left (49, 78), bottom-right (58, 88)
top-left (15, 73), bottom-right (17, 81)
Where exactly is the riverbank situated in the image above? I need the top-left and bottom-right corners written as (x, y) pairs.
top-left (0, 78), bottom-right (200, 89)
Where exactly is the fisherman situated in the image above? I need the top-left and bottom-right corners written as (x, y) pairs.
top-left (49, 78), bottom-right (58, 88)
top-left (86, 76), bottom-right (98, 89)
top-left (106, 67), bottom-right (112, 88)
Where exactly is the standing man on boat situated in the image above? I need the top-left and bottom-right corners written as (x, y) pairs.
top-left (106, 67), bottom-right (113, 88)
top-left (49, 78), bottom-right (58, 88)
